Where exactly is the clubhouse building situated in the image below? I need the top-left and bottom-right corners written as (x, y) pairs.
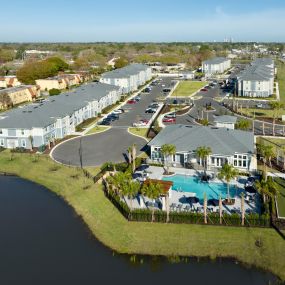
top-left (148, 125), bottom-right (256, 172)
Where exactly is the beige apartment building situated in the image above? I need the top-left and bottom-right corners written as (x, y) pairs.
top-left (36, 74), bottom-right (83, 91)
top-left (0, 76), bottom-right (21, 89)
top-left (0, 85), bottom-right (40, 109)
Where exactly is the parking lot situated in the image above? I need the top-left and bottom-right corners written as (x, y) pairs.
top-left (101, 77), bottom-right (176, 127)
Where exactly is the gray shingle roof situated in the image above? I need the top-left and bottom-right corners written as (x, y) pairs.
top-left (148, 125), bottom-right (254, 155)
top-left (101, 63), bottom-right (149, 79)
top-left (203, 57), bottom-right (229, 65)
top-left (213, 115), bottom-right (237, 124)
top-left (0, 82), bottom-right (120, 129)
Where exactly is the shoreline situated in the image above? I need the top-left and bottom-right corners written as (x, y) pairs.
top-left (0, 151), bottom-right (284, 281)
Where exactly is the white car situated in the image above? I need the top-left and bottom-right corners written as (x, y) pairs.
top-left (133, 120), bottom-right (149, 127)
top-left (113, 109), bottom-right (123, 114)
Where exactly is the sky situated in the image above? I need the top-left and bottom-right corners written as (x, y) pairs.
top-left (1, 0), bottom-right (285, 42)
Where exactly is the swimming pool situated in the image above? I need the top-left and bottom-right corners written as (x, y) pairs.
top-left (162, 175), bottom-right (240, 200)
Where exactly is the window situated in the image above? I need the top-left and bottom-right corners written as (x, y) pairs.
top-left (243, 160), bottom-right (247, 168)
top-left (21, 139), bottom-right (26, 148)
top-left (21, 129), bottom-right (24, 135)
top-left (0, 139), bottom-right (4, 146)
top-left (0, 129), bottom-right (2, 134)
top-left (243, 156), bottom-right (247, 160)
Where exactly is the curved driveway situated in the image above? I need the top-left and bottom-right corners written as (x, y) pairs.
top-left (51, 128), bottom-right (147, 167)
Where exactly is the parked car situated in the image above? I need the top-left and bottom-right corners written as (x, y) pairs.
top-left (143, 87), bottom-right (151, 93)
top-left (163, 117), bottom-right (176, 123)
top-left (133, 120), bottom-right (149, 127)
top-left (200, 88), bottom-right (208, 92)
top-left (113, 109), bottom-right (124, 114)
top-left (108, 113), bottom-right (119, 120)
top-left (149, 103), bottom-right (159, 108)
top-left (135, 95), bottom-right (141, 101)
top-left (256, 103), bottom-right (263, 108)
top-left (145, 108), bottom-right (156, 113)
top-left (127, 99), bottom-right (137, 104)
top-left (99, 119), bottom-right (111, 125)
top-left (165, 113), bottom-right (176, 118)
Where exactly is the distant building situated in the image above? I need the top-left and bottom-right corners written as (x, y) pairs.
top-left (100, 64), bottom-right (152, 93)
top-left (202, 57), bottom-right (231, 76)
top-left (0, 76), bottom-right (21, 89)
top-left (237, 58), bottom-right (274, 97)
top-left (0, 83), bottom-right (121, 149)
top-left (36, 74), bottom-right (82, 91)
top-left (178, 71), bottom-right (195, 80)
top-left (213, 115), bottom-right (237, 130)
top-left (0, 85), bottom-right (40, 109)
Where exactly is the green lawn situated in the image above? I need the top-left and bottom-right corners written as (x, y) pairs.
top-left (171, 81), bottom-right (206, 97)
top-left (238, 107), bottom-right (285, 120)
top-left (0, 151), bottom-right (285, 281)
top-left (86, 126), bottom-right (110, 135)
top-left (274, 178), bottom-right (285, 218)
top-left (128, 127), bottom-right (149, 139)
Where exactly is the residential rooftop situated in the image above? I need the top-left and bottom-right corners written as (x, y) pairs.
top-left (101, 63), bottom-right (149, 79)
top-left (203, 57), bottom-right (229, 65)
top-left (148, 125), bottom-right (254, 156)
top-left (0, 82), bottom-right (120, 129)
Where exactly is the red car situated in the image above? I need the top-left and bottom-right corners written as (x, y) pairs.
top-left (163, 117), bottom-right (176, 123)
top-left (127, 99), bottom-right (137, 104)
top-left (200, 88), bottom-right (208, 92)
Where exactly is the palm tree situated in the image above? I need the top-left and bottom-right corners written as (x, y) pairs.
top-left (110, 171), bottom-right (132, 196)
top-left (218, 163), bottom-right (238, 203)
top-left (258, 144), bottom-right (275, 180)
top-left (196, 146), bottom-right (212, 176)
top-left (160, 144), bottom-right (176, 175)
top-left (141, 182), bottom-right (163, 222)
top-left (122, 180), bottom-right (141, 212)
top-left (255, 177), bottom-right (279, 203)
top-left (235, 119), bottom-right (250, 131)
top-left (270, 102), bottom-right (284, 136)
top-left (132, 144), bottom-right (137, 173)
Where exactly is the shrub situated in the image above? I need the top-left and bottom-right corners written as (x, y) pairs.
top-left (49, 88), bottom-right (61, 96)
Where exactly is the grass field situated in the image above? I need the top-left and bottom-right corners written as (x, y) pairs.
top-left (237, 107), bottom-right (285, 120)
top-left (0, 151), bottom-right (285, 280)
top-left (86, 126), bottom-right (110, 135)
top-left (171, 81), bottom-right (206, 97)
top-left (128, 127), bottom-right (149, 139)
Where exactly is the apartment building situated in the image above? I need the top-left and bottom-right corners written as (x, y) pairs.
top-left (100, 64), bottom-right (152, 93)
top-left (202, 57), bottom-right (231, 76)
top-left (0, 85), bottom-right (40, 109)
top-left (36, 74), bottom-right (82, 91)
top-left (0, 82), bottom-right (121, 149)
top-left (237, 58), bottom-right (274, 97)
top-left (0, 76), bottom-right (21, 89)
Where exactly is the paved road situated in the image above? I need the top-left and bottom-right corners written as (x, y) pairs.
top-left (109, 77), bottom-right (175, 127)
top-left (163, 82), bottom-right (285, 136)
top-left (51, 128), bottom-right (147, 167)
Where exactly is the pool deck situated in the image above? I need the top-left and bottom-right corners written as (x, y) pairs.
top-left (126, 166), bottom-right (261, 215)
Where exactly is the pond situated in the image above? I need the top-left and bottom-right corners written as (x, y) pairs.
top-left (0, 175), bottom-right (280, 285)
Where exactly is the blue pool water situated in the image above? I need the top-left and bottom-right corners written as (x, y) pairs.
top-left (162, 175), bottom-right (240, 200)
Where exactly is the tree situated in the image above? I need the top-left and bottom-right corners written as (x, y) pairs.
top-left (122, 180), bottom-right (140, 212)
top-left (160, 144), bottom-right (176, 174)
top-left (218, 163), bottom-right (238, 203)
top-left (109, 172), bottom-right (131, 196)
top-left (49, 88), bottom-right (61, 96)
top-left (258, 144), bottom-right (275, 180)
top-left (255, 177), bottom-right (279, 203)
top-left (141, 182), bottom-right (163, 222)
top-left (196, 146), bottom-right (212, 176)
top-left (270, 102), bottom-right (284, 136)
top-left (114, 57), bottom-right (129, 69)
top-left (132, 144), bottom-right (137, 173)
top-left (235, 119), bottom-right (250, 130)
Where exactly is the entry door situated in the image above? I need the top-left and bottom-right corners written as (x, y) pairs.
top-left (7, 139), bottom-right (18, 149)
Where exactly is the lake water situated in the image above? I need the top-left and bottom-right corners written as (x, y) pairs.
top-left (0, 175), bottom-right (280, 285)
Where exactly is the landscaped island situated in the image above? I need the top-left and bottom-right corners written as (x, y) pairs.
top-left (0, 150), bottom-right (285, 281)
top-left (171, 81), bottom-right (206, 97)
